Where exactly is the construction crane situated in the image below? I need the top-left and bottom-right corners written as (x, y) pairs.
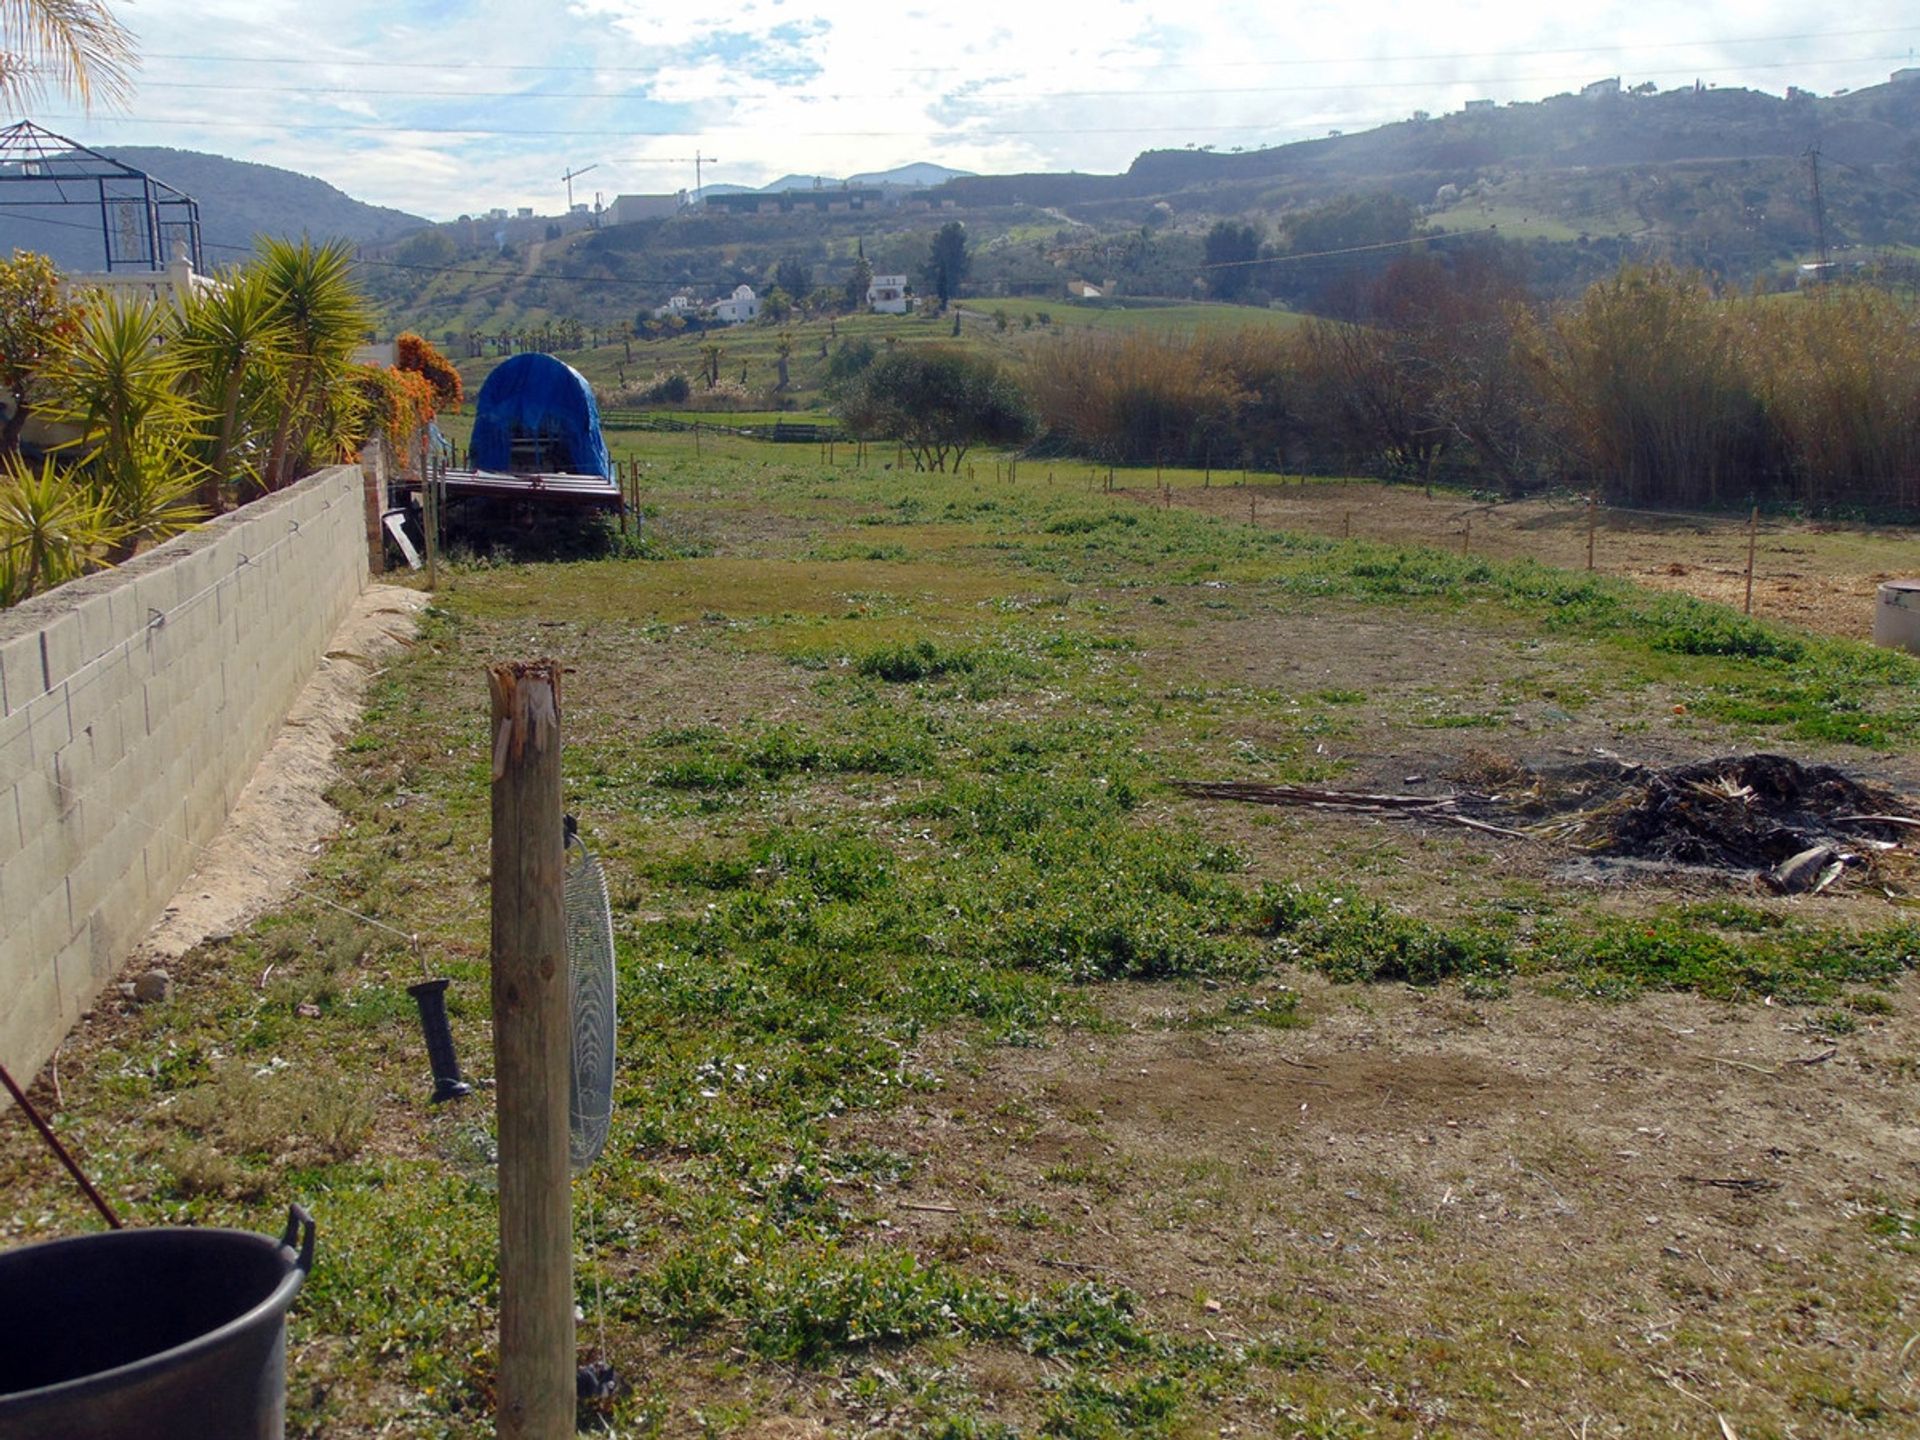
top-left (627, 151), bottom-right (722, 202)
top-left (561, 163), bottom-right (598, 210)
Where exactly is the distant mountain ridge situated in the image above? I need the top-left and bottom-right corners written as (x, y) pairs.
top-left (758, 162), bottom-right (974, 193)
top-left (0, 143), bottom-right (428, 272)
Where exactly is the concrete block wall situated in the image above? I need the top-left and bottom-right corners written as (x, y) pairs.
top-left (0, 464), bottom-right (370, 1082)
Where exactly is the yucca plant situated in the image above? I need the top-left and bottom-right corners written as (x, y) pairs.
top-left (51, 293), bottom-right (206, 560)
top-left (257, 237), bottom-right (370, 490)
top-left (0, 453), bottom-right (123, 604)
top-left (171, 264), bottom-right (289, 511)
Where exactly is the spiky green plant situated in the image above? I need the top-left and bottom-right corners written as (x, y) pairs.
top-left (171, 265), bottom-right (289, 511)
top-left (51, 292), bottom-right (204, 559)
top-left (256, 237), bottom-right (370, 491)
top-left (0, 453), bottom-right (122, 603)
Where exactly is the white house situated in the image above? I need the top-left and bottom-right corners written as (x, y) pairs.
top-left (651, 293), bottom-right (696, 320)
top-left (711, 284), bottom-right (760, 325)
top-left (61, 254), bottom-right (221, 310)
top-left (867, 274), bottom-right (913, 314)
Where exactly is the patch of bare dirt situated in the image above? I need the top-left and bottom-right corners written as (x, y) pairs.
top-left (859, 978), bottom-right (1920, 1435)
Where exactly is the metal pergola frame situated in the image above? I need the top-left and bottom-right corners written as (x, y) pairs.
top-left (0, 120), bottom-right (203, 273)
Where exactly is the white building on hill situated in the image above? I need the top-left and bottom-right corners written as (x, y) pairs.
top-left (867, 274), bottom-right (913, 313)
top-left (711, 284), bottom-right (760, 324)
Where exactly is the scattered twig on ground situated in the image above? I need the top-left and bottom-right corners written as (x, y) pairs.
top-left (1169, 779), bottom-right (1532, 839)
top-left (1895, 1331), bottom-right (1920, 1380)
top-left (1834, 813), bottom-right (1920, 831)
top-left (1678, 1176), bottom-right (1781, 1194)
top-left (1709, 1048), bottom-right (1835, 1076)
top-left (897, 1200), bottom-right (960, 1215)
top-left (1782, 1047), bottom-right (1838, 1067)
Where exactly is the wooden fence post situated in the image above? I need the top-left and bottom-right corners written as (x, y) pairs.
top-left (487, 661), bottom-right (574, 1440)
top-left (1745, 505), bottom-right (1758, 615)
top-left (421, 436), bottom-right (439, 590)
top-left (1586, 495), bottom-right (1597, 572)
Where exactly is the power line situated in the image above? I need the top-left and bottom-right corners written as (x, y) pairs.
top-left (123, 53), bottom-right (1906, 105)
top-left (135, 25), bottom-right (1920, 76)
top-left (31, 113), bottom-right (1407, 138)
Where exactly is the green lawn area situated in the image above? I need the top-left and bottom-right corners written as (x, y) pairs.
top-left (1038, 300), bottom-right (1309, 336)
top-left (9, 447), bottom-right (1920, 1437)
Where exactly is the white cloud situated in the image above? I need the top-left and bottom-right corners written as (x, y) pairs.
top-left (28, 0), bottom-right (1919, 218)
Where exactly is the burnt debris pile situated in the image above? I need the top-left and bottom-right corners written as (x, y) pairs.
top-left (1570, 753), bottom-right (1914, 873)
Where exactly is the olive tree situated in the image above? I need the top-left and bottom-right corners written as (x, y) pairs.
top-left (834, 346), bottom-right (1032, 474)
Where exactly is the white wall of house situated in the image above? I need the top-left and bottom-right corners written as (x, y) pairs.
top-left (868, 275), bottom-right (913, 313)
top-left (711, 284), bottom-right (760, 324)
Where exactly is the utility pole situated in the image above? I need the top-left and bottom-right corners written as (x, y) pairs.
top-left (1806, 146), bottom-right (1829, 270)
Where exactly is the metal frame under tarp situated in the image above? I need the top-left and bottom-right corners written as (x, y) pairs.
top-left (0, 120), bottom-right (203, 272)
top-left (432, 469), bottom-right (622, 509)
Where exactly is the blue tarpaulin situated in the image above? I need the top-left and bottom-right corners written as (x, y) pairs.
top-left (468, 353), bottom-right (611, 478)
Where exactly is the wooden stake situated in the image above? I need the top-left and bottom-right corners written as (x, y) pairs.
top-left (1462, 518), bottom-right (1470, 554)
top-left (487, 661), bottom-right (574, 1440)
top-left (1586, 495), bottom-right (1596, 572)
top-left (1744, 505), bottom-right (1758, 615)
top-left (1342, 511), bottom-right (1350, 540)
top-left (422, 437), bottom-right (439, 591)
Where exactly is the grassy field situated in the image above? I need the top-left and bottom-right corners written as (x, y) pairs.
top-left (7, 443), bottom-right (1920, 1437)
top-left (1033, 301), bottom-right (1308, 337)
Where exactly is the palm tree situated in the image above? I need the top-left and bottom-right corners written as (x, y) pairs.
top-left (257, 237), bottom-right (370, 491)
top-left (0, 0), bottom-right (137, 114)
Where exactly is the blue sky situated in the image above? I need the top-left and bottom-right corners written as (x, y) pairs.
top-left (27, 0), bottom-right (1920, 220)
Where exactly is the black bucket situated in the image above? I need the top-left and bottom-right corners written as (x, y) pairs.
top-left (0, 1205), bottom-right (315, 1440)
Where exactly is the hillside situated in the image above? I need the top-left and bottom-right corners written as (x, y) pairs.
top-left (352, 75), bottom-right (1920, 334)
top-left (0, 144), bottom-right (428, 272)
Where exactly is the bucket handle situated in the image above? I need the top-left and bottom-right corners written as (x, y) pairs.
top-left (278, 1204), bottom-right (317, 1276)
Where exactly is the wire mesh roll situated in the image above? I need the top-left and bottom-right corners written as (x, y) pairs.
top-left (564, 829), bottom-right (617, 1171)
